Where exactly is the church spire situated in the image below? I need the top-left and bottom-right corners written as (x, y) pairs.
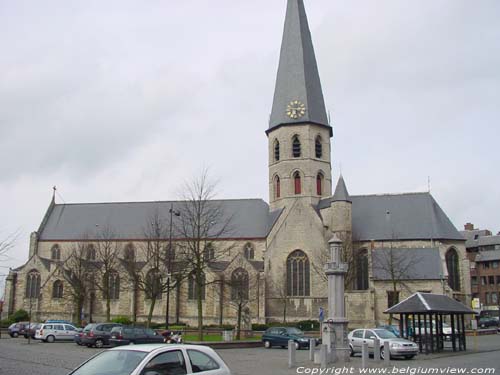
top-left (332, 175), bottom-right (351, 202)
top-left (268, 0), bottom-right (331, 135)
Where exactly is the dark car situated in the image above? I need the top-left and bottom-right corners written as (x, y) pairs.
top-left (8, 322), bottom-right (29, 338)
top-left (81, 323), bottom-right (122, 348)
top-left (109, 326), bottom-right (165, 346)
top-left (73, 328), bottom-right (84, 345)
top-left (24, 323), bottom-right (42, 339)
top-left (262, 327), bottom-right (318, 349)
top-left (478, 317), bottom-right (498, 328)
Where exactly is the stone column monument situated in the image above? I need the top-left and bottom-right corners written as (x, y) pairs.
top-left (322, 234), bottom-right (350, 363)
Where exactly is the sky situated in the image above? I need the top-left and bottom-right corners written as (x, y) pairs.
top-left (1, 0), bottom-right (499, 294)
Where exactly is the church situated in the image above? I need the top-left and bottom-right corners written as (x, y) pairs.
top-left (3, 0), bottom-right (470, 328)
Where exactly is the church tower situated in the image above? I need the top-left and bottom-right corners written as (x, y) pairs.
top-left (267, 0), bottom-right (333, 210)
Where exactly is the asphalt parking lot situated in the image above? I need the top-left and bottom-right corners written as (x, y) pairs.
top-left (1, 335), bottom-right (500, 375)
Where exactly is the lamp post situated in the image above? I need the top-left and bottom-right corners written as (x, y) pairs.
top-left (165, 203), bottom-right (180, 330)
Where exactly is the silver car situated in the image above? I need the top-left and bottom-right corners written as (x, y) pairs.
top-left (348, 328), bottom-right (419, 359)
top-left (67, 344), bottom-right (231, 375)
top-left (35, 323), bottom-right (79, 343)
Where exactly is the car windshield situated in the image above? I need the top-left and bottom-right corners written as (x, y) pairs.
top-left (286, 328), bottom-right (304, 335)
top-left (373, 329), bottom-right (397, 339)
top-left (71, 350), bottom-right (148, 375)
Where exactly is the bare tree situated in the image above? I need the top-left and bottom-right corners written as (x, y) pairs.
top-left (0, 230), bottom-right (19, 264)
top-left (269, 276), bottom-right (291, 323)
top-left (122, 244), bottom-right (140, 323)
top-left (175, 169), bottom-right (235, 340)
top-left (91, 225), bottom-right (121, 322)
top-left (61, 243), bottom-right (94, 326)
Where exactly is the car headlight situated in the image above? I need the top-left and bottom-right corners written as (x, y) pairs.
top-left (391, 343), bottom-right (402, 348)
top-left (299, 338), bottom-right (308, 342)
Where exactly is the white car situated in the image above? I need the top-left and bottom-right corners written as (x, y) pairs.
top-left (348, 329), bottom-right (419, 360)
top-left (67, 344), bottom-right (231, 375)
top-left (35, 323), bottom-right (79, 343)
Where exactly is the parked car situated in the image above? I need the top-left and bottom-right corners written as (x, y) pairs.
top-left (109, 326), bottom-right (165, 346)
top-left (7, 322), bottom-right (29, 338)
top-left (348, 328), bottom-right (419, 360)
top-left (45, 319), bottom-right (73, 324)
top-left (262, 327), bottom-right (318, 349)
top-left (74, 328), bottom-right (84, 345)
top-left (478, 317), bottom-right (498, 328)
top-left (81, 323), bottom-right (122, 348)
top-left (67, 344), bottom-right (231, 375)
top-left (24, 323), bottom-right (42, 339)
top-left (35, 323), bottom-right (79, 342)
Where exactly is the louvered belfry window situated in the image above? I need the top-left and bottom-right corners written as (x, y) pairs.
top-left (274, 140), bottom-right (280, 161)
top-left (286, 250), bottom-right (310, 296)
top-left (292, 136), bottom-right (301, 157)
top-left (315, 136), bottom-right (322, 158)
top-left (275, 176), bottom-right (281, 199)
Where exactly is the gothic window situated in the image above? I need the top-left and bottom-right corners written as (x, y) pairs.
top-left (315, 136), bottom-right (323, 158)
top-left (286, 250), bottom-right (310, 296)
top-left (355, 249), bottom-right (369, 290)
top-left (274, 139), bottom-right (280, 161)
top-left (124, 243), bottom-right (135, 261)
top-left (231, 268), bottom-right (249, 301)
top-left (51, 244), bottom-right (61, 260)
top-left (86, 244), bottom-right (96, 261)
top-left (146, 269), bottom-right (162, 300)
top-left (244, 243), bottom-right (254, 260)
top-left (52, 280), bottom-right (63, 299)
top-left (274, 176), bottom-right (281, 199)
top-left (294, 172), bottom-right (301, 195)
top-left (25, 270), bottom-right (41, 298)
top-left (188, 271), bottom-right (205, 300)
top-left (203, 243), bottom-right (215, 261)
top-left (316, 173), bottom-right (323, 196)
top-left (108, 271), bottom-right (120, 300)
top-left (292, 135), bottom-right (301, 157)
top-left (446, 248), bottom-right (461, 291)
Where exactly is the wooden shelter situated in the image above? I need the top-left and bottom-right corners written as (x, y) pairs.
top-left (385, 293), bottom-right (475, 353)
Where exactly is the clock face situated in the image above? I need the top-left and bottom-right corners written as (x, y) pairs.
top-left (286, 100), bottom-right (306, 119)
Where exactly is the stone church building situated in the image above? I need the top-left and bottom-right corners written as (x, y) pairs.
top-left (3, 0), bottom-right (470, 327)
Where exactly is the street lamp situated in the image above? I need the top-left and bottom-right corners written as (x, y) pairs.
top-left (165, 203), bottom-right (180, 330)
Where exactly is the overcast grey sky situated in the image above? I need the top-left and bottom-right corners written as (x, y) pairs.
top-left (1, 0), bottom-right (499, 293)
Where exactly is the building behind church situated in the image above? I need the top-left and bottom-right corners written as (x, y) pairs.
top-left (3, 0), bottom-right (471, 328)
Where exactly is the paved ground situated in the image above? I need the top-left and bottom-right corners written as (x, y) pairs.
top-left (0, 334), bottom-right (499, 375)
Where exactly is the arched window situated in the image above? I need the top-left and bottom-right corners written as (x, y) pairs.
top-left (274, 139), bottom-right (280, 161)
top-left (25, 270), bottom-right (41, 298)
top-left (316, 173), bottom-right (324, 196)
top-left (274, 176), bottom-right (281, 199)
top-left (108, 271), bottom-right (120, 300)
top-left (86, 244), bottom-right (96, 261)
top-left (286, 250), bottom-right (310, 296)
top-left (51, 244), bottom-right (61, 260)
top-left (446, 248), bottom-right (461, 291)
top-left (355, 249), bottom-right (369, 290)
top-left (315, 136), bottom-right (323, 158)
top-left (231, 268), bottom-right (249, 301)
top-left (124, 243), bottom-right (135, 261)
top-left (292, 135), bottom-right (301, 157)
top-left (294, 172), bottom-right (301, 195)
top-left (203, 243), bottom-right (215, 261)
top-left (244, 243), bottom-right (254, 260)
top-left (52, 280), bottom-right (64, 299)
top-left (145, 269), bottom-right (162, 300)
top-left (188, 271), bottom-right (205, 300)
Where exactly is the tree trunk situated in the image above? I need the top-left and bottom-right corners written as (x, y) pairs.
top-left (197, 285), bottom-right (203, 341)
top-left (282, 299), bottom-right (287, 323)
top-left (147, 297), bottom-right (157, 327)
top-left (132, 284), bottom-right (138, 323)
top-left (236, 303), bottom-right (242, 340)
top-left (106, 297), bottom-right (111, 322)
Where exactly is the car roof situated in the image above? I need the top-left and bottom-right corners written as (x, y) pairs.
top-left (108, 344), bottom-right (212, 353)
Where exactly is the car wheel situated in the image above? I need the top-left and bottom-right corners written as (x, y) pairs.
top-left (349, 345), bottom-right (354, 357)
top-left (94, 339), bottom-right (104, 348)
top-left (264, 340), bottom-right (272, 349)
top-left (294, 342), bottom-right (300, 350)
top-left (380, 347), bottom-right (386, 360)
top-left (46, 335), bottom-right (55, 343)
top-left (405, 355), bottom-right (415, 360)
top-left (12, 332), bottom-right (19, 338)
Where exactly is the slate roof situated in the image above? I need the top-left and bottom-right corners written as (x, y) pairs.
top-left (319, 192), bottom-right (463, 241)
top-left (268, 0), bottom-right (331, 134)
top-left (372, 248), bottom-right (443, 280)
top-left (385, 293), bottom-right (475, 314)
top-left (475, 250), bottom-right (500, 262)
top-left (462, 233), bottom-right (500, 249)
top-left (38, 199), bottom-right (281, 241)
top-left (332, 175), bottom-right (350, 202)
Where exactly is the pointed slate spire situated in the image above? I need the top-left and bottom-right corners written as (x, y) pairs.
top-left (332, 175), bottom-right (351, 202)
top-left (268, 0), bottom-right (331, 135)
